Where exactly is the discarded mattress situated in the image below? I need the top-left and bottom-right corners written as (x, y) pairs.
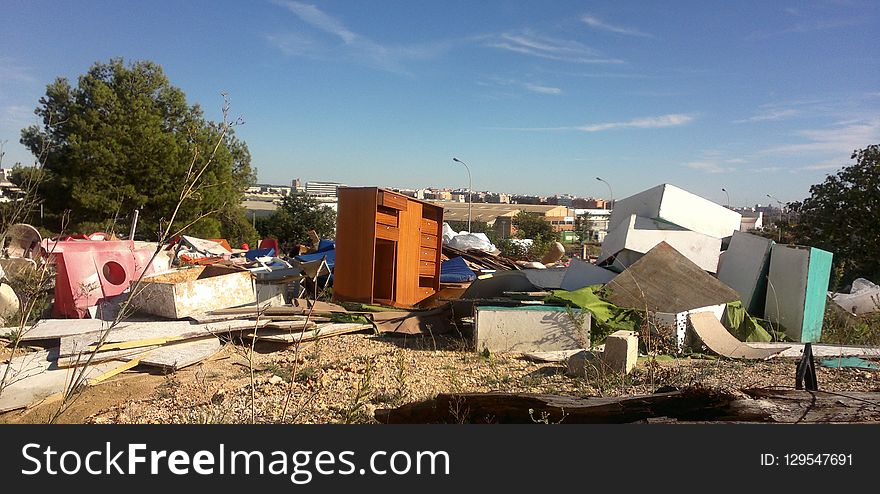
top-left (440, 256), bottom-right (476, 283)
top-left (688, 312), bottom-right (787, 360)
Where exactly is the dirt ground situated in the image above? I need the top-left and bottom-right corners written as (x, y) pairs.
top-left (2, 332), bottom-right (879, 424)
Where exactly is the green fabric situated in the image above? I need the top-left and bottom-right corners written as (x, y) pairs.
top-left (722, 301), bottom-right (789, 342)
top-left (547, 286), bottom-right (642, 344)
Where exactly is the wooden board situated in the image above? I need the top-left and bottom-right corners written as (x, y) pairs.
top-left (375, 388), bottom-right (880, 424)
top-left (122, 337), bottom-right (222, 370)
top-left (0, 357), bottom-right (127, 413)
top-left (605, 242), bottom-right (739, 313)
top-left (333, 188), bottom-right (379, 303)
top-left (56, 320), bottom-right (266, 367)
top-left (247, 323), bottom-right (373, 343)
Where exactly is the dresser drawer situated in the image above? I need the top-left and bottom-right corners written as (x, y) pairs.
top-left (376, 210), bottom-right (398, 227)
top-left (418, 260), bottom-right (436, 276)
top-left (420, 218), bottom-right (439, 234)
top-left (379, 191), bottom-right (408, 211)
top-left (419, 246), bottom-right (437, 262)
top-left (419, 233), bottom-right (438, 248)
top-left (375, 224), bottom-right (399, 241)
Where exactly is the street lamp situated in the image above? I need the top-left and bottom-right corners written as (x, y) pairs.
top-left (596, 177), bottom-right (613, 209)
top-left (452, 157), bottom-right (473, 232)
top-left (767, 194), bottom-right (785, 241)
top-left (721, 188), bottom-right (730, 208)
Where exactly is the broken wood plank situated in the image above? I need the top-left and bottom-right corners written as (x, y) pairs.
top-left (121, 337), bottom-right (222, 371)
top-left (375, 388), bottom-right (736, 424)
top-left (56, 319), bottom-right (266, 367)
top-left (374, 388), bottom-right (880, 424)
top-left (247, 323), bottom-right (372, 343)
top-left (0, 358), bottom-right (128, 413)
top-left (264, 320), bottom-right (319, 331)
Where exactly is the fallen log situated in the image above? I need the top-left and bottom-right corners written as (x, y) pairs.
top-left (374, 388), bottom-right (880, 424)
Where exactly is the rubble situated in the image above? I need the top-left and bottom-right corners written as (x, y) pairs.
top-left (830, 278), bottom-right (880, 315)
top-left (1, 180), bottom-right (875, 424)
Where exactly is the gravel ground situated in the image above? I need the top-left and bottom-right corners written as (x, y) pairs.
top-left (57, 332), bottom-right (879, 424)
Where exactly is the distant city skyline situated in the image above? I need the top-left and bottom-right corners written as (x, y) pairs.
top-left (1, 1), bottom-right (878, 206)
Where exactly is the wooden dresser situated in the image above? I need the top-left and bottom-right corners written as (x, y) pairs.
top-left (333, 187), bottom-right (443, 306)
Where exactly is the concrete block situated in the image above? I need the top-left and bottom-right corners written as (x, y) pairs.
top-left (475, 305), bottom-right (590, 353)
top-left (602, 330), bottom-right (638, 374)
top-left (717, 231), bottom-right (774, 315)
top-left (765, 245), bottom-right (833, 342)
top-left (133, 265), bottom-right (256, 319)
top-left (608, 184), bottom-right (741, 239)
top-left (565, 349), bottom-right (602, 376)
top-left (599, 214), bottom-right (722, 272)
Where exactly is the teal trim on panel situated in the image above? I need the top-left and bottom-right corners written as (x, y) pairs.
top-left (802, 247), bottom-right (833, 343)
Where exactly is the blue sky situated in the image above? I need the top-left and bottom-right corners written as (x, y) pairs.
top-left (1, 0), bottom-right (878, 206)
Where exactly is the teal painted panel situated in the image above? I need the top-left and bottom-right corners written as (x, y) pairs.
top-left (802, 247), bottom-right (833, 342)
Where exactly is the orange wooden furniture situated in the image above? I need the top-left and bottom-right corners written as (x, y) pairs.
top-left (333, 187), bottom-right (443, 306)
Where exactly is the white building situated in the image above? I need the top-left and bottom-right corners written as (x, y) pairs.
top-left (305, 181), bottom-right (345, 197)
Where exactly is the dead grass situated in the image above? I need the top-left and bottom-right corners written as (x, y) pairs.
top-left (820, 304), bottom-right (880, 346)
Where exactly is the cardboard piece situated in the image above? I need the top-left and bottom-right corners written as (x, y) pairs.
top-left (604, 242), bottom-right (740, 313)
top-left (687, 312), bottom-right (787, 360)
top-left (474, 305), bottom-right (590, 353)
top-left (764, 245), bottom-right (833, 342)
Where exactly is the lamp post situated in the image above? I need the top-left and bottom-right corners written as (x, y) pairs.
top-left (596, 177), bottom-right (613, 209)
top-left (452, 157), bottom-right (473, 232)
top-left (722, 188), bottom-right (730, 209)
top-left (767, 194), bottom-right (784, 241)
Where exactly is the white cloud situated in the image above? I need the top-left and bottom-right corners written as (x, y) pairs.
top-left (733, 108), bottom-right (800, 123)
top-left (801, 159), bottom-right (848, 171)
top-left (495, 113), bottom-right (695, 132)
top-left (763, 119), bottom-right (880, 156)
top-left (274, 1), bottom-right (357, 44)
top-left (747, 18), bottom-right (862, 40)
top-left (0, 58), bottom-right (35, 84)
top-left (270, 1), bottom-right (454, 73)
top-left (0, 105), bottom-right (36, 131)
top-left (683, 160), bottom-right (732, 174)
top-left (577, 113), bottom-right (694, 132)
top-left (486, 31), bottom-right (624, 64)
top-left (581, 14), bottom-right (653, 38)
top-left (524, 83), bottom-right (562, 95)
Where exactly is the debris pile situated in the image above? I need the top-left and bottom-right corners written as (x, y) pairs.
top-left (1, 181), bottom-right (876, 423)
